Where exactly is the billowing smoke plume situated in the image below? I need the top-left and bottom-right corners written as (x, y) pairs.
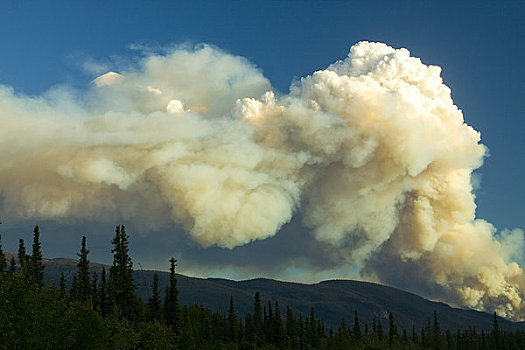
top-left (1, 42), bottom-right (523, 318)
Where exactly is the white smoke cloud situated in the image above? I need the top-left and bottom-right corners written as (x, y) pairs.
top-left (0, 41), bottom-right (523, 319)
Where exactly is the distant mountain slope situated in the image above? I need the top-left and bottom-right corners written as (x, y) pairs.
top-left (32, 255), bottom-right (521, 332)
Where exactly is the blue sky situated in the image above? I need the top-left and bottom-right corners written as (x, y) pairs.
top-left (0, 1), bottom-right (523, 287)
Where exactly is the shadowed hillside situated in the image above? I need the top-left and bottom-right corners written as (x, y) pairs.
top-left (32, 254), bottom-right (522, 332)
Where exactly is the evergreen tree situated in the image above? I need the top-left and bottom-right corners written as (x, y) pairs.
top-left (253, 291), bottom-right (262, 345)
top-left (70, 273), bottom-right (79, 300)
top-left (0, 220), bottom-right (6, 272)
top-left (164, 257), bottom-right (179, 333)
top-left (228, 295), bottom-right (236, 342)
top-left (353, 310), bottom-right (362, 341)
top-left (91, 271), bottom-right (99, 310)
top-left (299, 314), bottom-right (308, 350)
top-left (18, 238), bottom-right (26, 267)
top-left (148, 273), bottom-right (162, 322)
top-left (99, 267), bottom-right (109, 318)
top-left (309, 306), bottom-right (319, 347)
top-left (492, 311), bottom-right (501, 350)
top-left (377, 320), bottom-right (383, 340)
top-left (109, 225), bottom-right (136, 319)
top-left (30, 225), bottom-right (44, 288)
top-left (433, 311), bottom-right (441, 350)
top-left (273, 301), bottom-right (283, 346)
top-left (338, 318), bottom-right (347, 338)
top-left (59, 272), bottom-right (66, 299)
top-left (9, 256), bottom-right (16, 273)
top-left (76, 236), bottom-right (91, 302)
top-left (285, 306), bottom-right (297, 348)
top-left (412, 324), bottom-right (419, 344)
top-left (389, 312), bottom-right (397, 347)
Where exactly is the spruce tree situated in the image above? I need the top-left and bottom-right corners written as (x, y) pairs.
top-left (76, 236), bottom-right (91, 302)
top-left (253, 291), bottom-right (262, 345)
top-left (492, 311), bottom-right (501, 350)
top-left (18, 238), bottom-right (26, 266)
top-left (99, 267), bottom-right (109, 318)
top-left (412, 324), bottom-right (418, 344)
top-left (274, 301), bottom-right (283, 346)
top-left (148, 273), bottom-right (162, 322)
top-left (353, 310), bottom-right (361, 341)
top-left (59, 271), bottom-right (66, 298)
top-left (309, 307), bottom-right (319, 347)
top-left (70, 273), bottom-right (79, 300)
top-left (298, 313), bottom-right (306, 349)
top-left (9, 256), bottom-right (16, 273)
top-left (0, 220), bottom-right (6, 272)
top-left (228, 295), bottom-right (236, 342)
top-left (30, 225), bottom-right (44, 288)
top-left (433, 311), bottom-right (441, 350)
top-left (389, 312), bottom-right (398, 347)
top-left (109, 225), bottom-right (136, 319)
top-left (285, 306), bottom-right (297, 348)
top-left (164, 257), bottom-right (179, 332)
top-left (377, 320), bottom-right (383, 340)
top-left (91, 271), bottom-right (99, 310)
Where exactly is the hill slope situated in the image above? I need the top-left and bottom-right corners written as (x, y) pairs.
top-left (35, 255), bottom-right (520, 332)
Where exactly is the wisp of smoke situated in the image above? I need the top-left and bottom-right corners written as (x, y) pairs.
top-left (0, 42), bottom-right (523, 318)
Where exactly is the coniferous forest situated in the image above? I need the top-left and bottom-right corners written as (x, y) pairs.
top-left (0, 222), bottom-right (524, 349)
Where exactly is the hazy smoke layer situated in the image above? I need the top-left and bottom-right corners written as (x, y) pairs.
top-left (1, 42), bottom-right (523, 318)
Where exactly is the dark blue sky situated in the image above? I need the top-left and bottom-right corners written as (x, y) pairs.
top-left (0, 1), bottom-right (523, 274)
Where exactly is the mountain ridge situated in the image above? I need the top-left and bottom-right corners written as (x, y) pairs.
top-left (7, 253), bottom-right (520, 332)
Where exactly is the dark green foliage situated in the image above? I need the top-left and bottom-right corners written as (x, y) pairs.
top-left (1, 222), bottom-right (525, 349)
top-left (353, 309), bottom-right (362, 340)
top-left (148, 273), bottom-right (162, 322)
top-left (92, 270), bottom-right (99, 309)
top-left (76, 235), bottom-right (91, 302)
top-left (0, 221), bottom-right (6, 272)
top-left (9, 256), bottom-right (16, 273)
top-left (492, 311), bottom-right (501, 350)
top-left (17, 238), bottom-right (26, 267)
top-left (164, 257), bottom-right (179, 332)
top-left (30, 225), bottom-right (44, 288)
top-left (59, 271), bottom-right (66, 298)
top-left (228, 295), bottom-right (237, 342)
top-left (70, 273), bottom-right (79, 300)
top-left (99, 267), bottom-right (110, 318)
top-left (253, 291), bottom-right (263, 345)
top-left (109, 225), bottom-right (137, 320)
top-left (433, 311), bottom-right (441, 350)
top-left (389, 312), bottom-right (398, 347)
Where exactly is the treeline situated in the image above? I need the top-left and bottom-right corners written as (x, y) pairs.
top-left (0, 222), bottom-right (524, 349)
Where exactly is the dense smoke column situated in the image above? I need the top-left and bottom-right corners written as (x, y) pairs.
top-left (0, 42), bottom-right (523, 318)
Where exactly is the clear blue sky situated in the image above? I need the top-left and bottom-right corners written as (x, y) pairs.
top-left (0, 1), bottom-right (523, 276)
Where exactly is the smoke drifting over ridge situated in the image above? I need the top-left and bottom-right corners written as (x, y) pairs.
top-left (1, 42), bottom-right (524, 318)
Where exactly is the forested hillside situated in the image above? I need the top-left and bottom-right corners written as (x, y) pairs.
top-left (0, 223), bottom-right (523, 349)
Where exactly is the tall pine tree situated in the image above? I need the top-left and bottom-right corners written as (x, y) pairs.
top-left (99, 267), bottom-right (109, 318)
top-left (0, 220), bottom-right (6, 272)
top-left (109, 225), bottom-right (136, 319)
top-left (18, 238), bottom-right (26, 267)
top-left (77, 236), bottom-right (91, 302)
top-left (253, 291), bottom-right (262, 345)
top-left (228, 296), bottom-right (237, 342)
top-left (164, 257), bottom-right (179, 333)
top-left (148, 273), bottom-right (162, 322)
top-left (30, 225), bottom-right (44, 288)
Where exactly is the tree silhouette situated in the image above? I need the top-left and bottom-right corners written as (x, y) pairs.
top-left (148, 273), bottom-right (162, 322)
top-left (77, 236), bottom-right (91, 302)
top-left (164, 257), bottom-right (179, 333)
top-left (109, 225), bottom-right (136, 319)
